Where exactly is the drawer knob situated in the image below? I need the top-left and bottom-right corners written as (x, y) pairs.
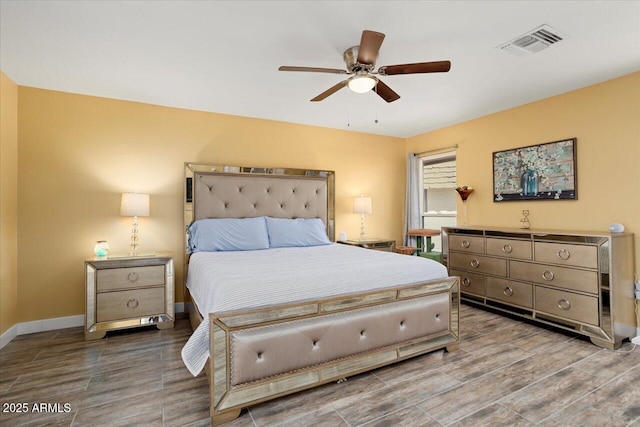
top-left (558, 299), bottom-right (571, 311)
top-left (556, 249), bottom-right (571, 260)
top-left (127, 298), bottom-right (139, 309)
top-left (542, 270), bottom-right (555, 281)
top-left (127, 272), bottom-right (140, 283)
top-left (503, 286), bottom-right (514, 297)
top-left (502, 244), bottom-right (513, 253)
top-left (461, 240), bottom-right (471, 249)
top-left (462, 277), bottom-right (471, 287)
top-left (470, 259), bottom-right (480, 268)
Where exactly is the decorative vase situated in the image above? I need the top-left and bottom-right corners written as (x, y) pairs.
top-left (521, 169), bottom-right (538, 196)
top-left (94, 241), bottom-right (110, 257)
top-left (455, 186), bottom-right (473, 226)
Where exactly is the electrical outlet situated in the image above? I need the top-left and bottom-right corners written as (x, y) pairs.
top-left (632, 336), bottom-right (640, 345)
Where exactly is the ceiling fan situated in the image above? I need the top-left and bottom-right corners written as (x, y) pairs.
top-left (279, 30), bottom-right (451, 103)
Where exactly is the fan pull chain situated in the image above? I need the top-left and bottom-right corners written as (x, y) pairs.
top-left (374, 84), bottom-right (379, 124)
top-left (347, 89), bottom-right (351, 127)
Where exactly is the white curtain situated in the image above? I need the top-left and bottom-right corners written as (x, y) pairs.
top-left (404, 153), bottom-right (421, 246)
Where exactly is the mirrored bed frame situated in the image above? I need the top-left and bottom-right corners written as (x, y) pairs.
top-left (183, 162), bottom-right (460, 425)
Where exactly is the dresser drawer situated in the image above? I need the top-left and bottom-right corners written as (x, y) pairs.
top-left (486, 238), bottom-right (532, 260)
top-left (97, 265), bottom-right (165, 291)
top-left (486, 277), bottom-right (533, 308)
top-left (449, 253), bottom-right (507, 277)
top-left (449, 235), bottom-right (485, 254)
top-left (510, 261), bottom-right (598, 294)
top-left (535, 286), bottom-right (599, 326)
top-left (97, 287), bottom-right (165, 322)
top-left (534, 242), bottom-right (598, 269)
top-left (450, 269), bottom-right (486, 297)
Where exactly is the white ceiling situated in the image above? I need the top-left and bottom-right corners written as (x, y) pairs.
top-left (2, 1), bottom-right (639, 138)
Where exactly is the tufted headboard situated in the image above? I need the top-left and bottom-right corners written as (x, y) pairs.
top-left (193, 173), bottom-right (329, 226)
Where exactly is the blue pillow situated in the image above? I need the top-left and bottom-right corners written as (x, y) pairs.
top-left (189, 217), bottom-right (269, 252)
top-left (266, 217), bottom-right (331, 248)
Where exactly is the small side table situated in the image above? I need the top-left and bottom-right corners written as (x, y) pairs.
top-left (338, 238), bottom-right (396, 252)
top-left (85, 253), bottom-right (174, 340)
top-left (408, 229), bottom-right (442, 262)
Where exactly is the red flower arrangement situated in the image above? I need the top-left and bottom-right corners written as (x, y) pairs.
top-left (455, 186), bottom-right (474, 201)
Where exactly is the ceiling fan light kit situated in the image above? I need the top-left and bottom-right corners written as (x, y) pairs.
top-left (347, 74), bottom-right (377, 93)
top-left (279, 30), bottom-right (451, 103)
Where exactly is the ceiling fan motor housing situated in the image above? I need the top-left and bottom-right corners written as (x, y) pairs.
top-left (343, 46), bottom-right (375, 73)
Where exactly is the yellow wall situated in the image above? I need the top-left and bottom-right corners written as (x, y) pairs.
top-left (407, 72), bottom-right (640, 271)
top-left (1, 72), bottom-right (19, 334)
top-left (16, 87), bottom-right (405, 322)
top-left (7, 71), bottom-right (640, 325)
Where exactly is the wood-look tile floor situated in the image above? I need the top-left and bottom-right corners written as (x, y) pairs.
top-left (1, 305), bottom-right (638, 426)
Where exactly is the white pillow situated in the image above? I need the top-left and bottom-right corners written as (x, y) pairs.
top-left (266, 217), bottom-right (331, 248)
top-left (188, 217), bottom-right (269, 252)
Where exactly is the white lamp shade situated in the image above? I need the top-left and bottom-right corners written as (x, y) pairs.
top-left (353, 196), bottom-right (372, 214)
top-left (120, 193), bottom-right (150, 217)
top-left (347, 75), bottom-right (376, 93)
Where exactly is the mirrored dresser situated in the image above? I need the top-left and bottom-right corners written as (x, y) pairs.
top-left (442, 226), bottom-right (635, 349)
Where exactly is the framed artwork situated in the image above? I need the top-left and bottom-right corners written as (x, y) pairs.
top-left (493, 138), bottom-right (577, 202)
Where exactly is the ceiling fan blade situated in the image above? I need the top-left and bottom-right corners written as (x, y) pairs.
top-left (357, 30), bottom-right (385, 65)
top-left (311, 80), bottom-right (348, 102)
top-left (378, 60), bottom-right (451, 75)
top-left (374, 79), bottom-right (400, 103)
top-left (279, 66), bottom-right (348, 74)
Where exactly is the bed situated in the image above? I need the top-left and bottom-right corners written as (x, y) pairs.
top-left (181, 163), bottom-right (460, 425)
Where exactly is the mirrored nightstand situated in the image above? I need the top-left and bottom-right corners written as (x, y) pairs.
top-left (84, 253), bottom-right (174, 340)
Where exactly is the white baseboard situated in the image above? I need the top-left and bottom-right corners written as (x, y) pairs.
top-left (17, 314), bottom-right (85, 336)
top-left (175, 302), bottom-right (185, 313)
top-left (1, 315), bottom-right (83, 350)
top-left (0, 324), bottom-right (18, 350)
top-left (0, 302), bottom-right (186, 350)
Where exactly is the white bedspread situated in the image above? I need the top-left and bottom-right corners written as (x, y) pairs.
top-left (181, 243), bottom-right (448, 376)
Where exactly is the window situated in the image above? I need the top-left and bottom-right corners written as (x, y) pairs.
top-left (419, 152), bottom-right (457, 252)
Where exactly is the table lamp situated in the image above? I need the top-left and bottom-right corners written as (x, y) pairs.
top-left (120, 192), bottom-right (150, 255)
top-left (353, 196), bottom-right (372, 240)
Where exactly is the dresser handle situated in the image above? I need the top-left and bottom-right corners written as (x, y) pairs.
top-left (503, 286), bottom-right (513, 297)
top-left (470, 259), bottom-right (480, 268)
top-left (127, 298), bottom-right (139, 309)
top-left (558, 299), bottom-right (571, 310)
top-left (502, 244), bottom-right (513, 253)
top-left (542, 270), bottom-right (554, 281)
top-left (556, 249), bottom-right (571, 260)
top-left (462, 277), bottom-right (471, 287)
top-left (461, 240), bottom-right (470, 248)
top-left (127, 272), bottom-right (140, 283)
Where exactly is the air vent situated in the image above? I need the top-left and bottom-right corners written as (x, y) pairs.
top-left (498, 25), bottom-right (567, 56)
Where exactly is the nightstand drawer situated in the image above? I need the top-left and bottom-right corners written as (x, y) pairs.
top-left (449, 253), bottom-right (507, 277)
top-left (535, 286), bottom-right (599, 326)
top-left (97, 287), bottom-right (165, 322)
top-left (486, 277), bottom-right (533, 308)
top-left (449, 235), bottom-right (484, 254)
top-left (97, 265), bottom-right (165, 291)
